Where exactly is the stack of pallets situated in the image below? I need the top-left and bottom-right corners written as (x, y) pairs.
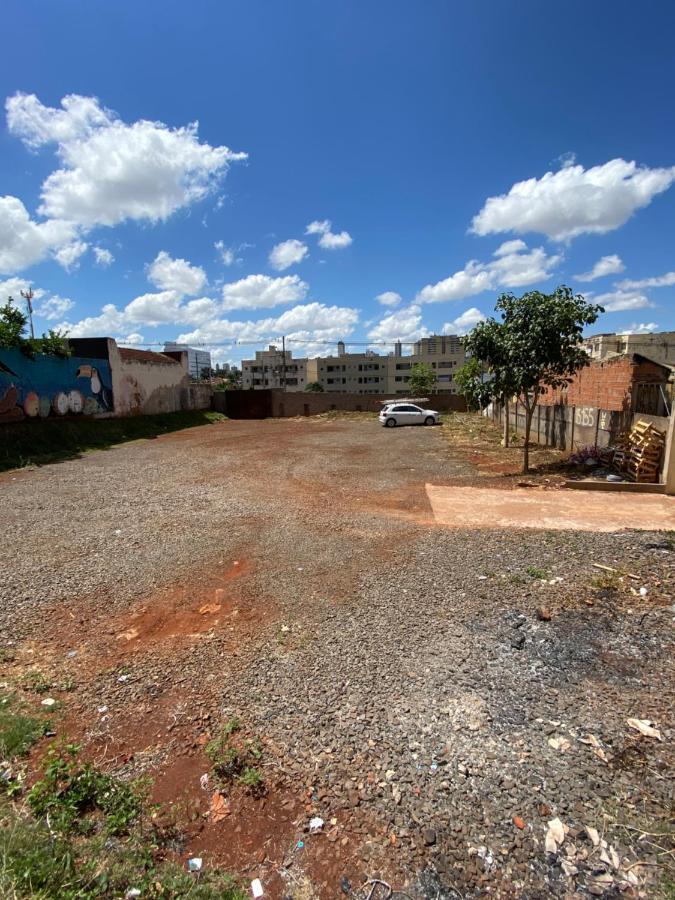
top-left (624, 420), bottom-right (665, 483)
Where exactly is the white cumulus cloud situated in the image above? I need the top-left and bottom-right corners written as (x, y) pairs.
top-left (442, 307), bottom-right (486, 336)
top-left (54, 240), bottom-right (88, 272)
top-left (416, 241), bottom-right (561, 303)
top-left (367, 305), bottom-right (428, 343)
top-left (94, 246), bottom-right (114, 267)
top-left (0, 195), bottom-right (76, 274)
top-left (0, 276), bottom-right (45, 301)
top-left (269, 239), bottom-right (309, 271)
top-left (471, 158), bottom-right (675, 242)
top-left (305, 218), bottom-right (353, 250)
top-left (575, 254), bottom-right (625, 282)
top-left (376, 291), bottom-right (402, 307)
top-left (221, 273), bottom-right (308, 311)
top-left (177, 302), bottom-right (359, 346)
top-left (147, 250), bottom-right (206, 296)
top-left (6, 91), bottom-right (246, 230)
top-left (624, 322), bottom-right (659, 334)
top-left (35, 295), bottom-right (75, 320)
top-left (591, 290), bottom-right (652, 313)
top-left (617, 271), bottom-right (675, 290)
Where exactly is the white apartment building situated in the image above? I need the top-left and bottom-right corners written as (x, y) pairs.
top-left (306, 335), bottom-right (465, 394)
top-left (584, 331), bottom-right (675, 368)
top-left (241, 345), bottom-right (308, 391)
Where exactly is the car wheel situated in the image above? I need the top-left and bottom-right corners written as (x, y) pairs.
top-left (385, 417), bottom-right (397, 427)
top-left (424, 416), bottom-right (435, 426)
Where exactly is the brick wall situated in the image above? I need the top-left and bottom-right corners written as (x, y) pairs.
top-left (539, 356), bottom-right (668, 413)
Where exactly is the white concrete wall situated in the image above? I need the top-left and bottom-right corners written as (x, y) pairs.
top-left (108, 343), bottom-right (190, 416)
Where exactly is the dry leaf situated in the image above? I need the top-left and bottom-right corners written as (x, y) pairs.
top-left (548, 736), bottom-right (571, 753)
top-left (210, 791), bottom-right (230, 823)
top-left (627, 718), bottom-right (662, 740)
top-left (586, 826), bottom-right (600, 847)
top-left (513, 815), bottom-right (525, 830)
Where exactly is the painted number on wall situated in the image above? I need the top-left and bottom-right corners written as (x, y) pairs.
top-left (575, 406), bottom-right (595, 427)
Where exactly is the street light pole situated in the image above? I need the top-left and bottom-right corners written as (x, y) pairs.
top-left (281, 334), bottom-right (287, 391)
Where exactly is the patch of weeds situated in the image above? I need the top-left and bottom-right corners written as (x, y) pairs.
top-left (591, 571), bottom-right (621, 591)
top-left (525, 566), bottom-right (548, 580)
top-left (21, 670), bottom-right (53, 694)
top-left (0, 697), bottom-right (47, 758)
top-left (0, 648), bottom-right (16, 664)
top-left (237, 766), bottom-right (263, 793)
top-left (28, 744), bottom-right (144, 836)
top-left (206, 719), bottom-right (265, 794)
top-left (0, 768), bottom-right (247, 899)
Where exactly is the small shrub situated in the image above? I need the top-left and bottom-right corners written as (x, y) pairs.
top-left (205, 720), bottom-right (264, 793)
top-left (525, 566), bottom-right (548, 580)
top-left (28, 745), bottom-right (143, 836)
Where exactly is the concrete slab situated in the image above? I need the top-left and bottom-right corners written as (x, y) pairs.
top-left (425, 484), bottom-right (675, 532)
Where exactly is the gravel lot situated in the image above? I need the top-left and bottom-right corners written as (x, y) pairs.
top-left (1, 413), bottom-right (673, 898)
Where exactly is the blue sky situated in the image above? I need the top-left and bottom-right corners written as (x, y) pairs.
top-left (2, 0), bottom-right (674, 365)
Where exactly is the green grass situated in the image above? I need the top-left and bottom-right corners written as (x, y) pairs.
top-left (0, 699), bottom-right (47, 758)
top-left (525, 566), bottom-right (548, 580)
top-left (0, 744), bottom-right (247, 899)
top-left (0, 410), bottom-right (227, 472)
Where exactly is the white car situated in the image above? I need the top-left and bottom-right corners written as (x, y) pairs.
top-left (379, 402), bottom-right (440, 427)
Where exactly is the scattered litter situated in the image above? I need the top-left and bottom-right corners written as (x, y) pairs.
top-left (548, 736), bottom-right (571, 753)
top-left (210, 791), bottom-right (230, 823)
top-left (117, 674), bottom-right (130, 683)
top-left (187, 857), bottom-right (203, 872)
top-left (585, 825), bottom-right (600, 846)
top-left (627, 717), bottom-right (662, 740)
top-left (560, 859), bottom-right (578, 877)
top-left (297, 567), bottom-right (304, 572)
top-left (578, 734), bottom-right (609, 763)
top-left (114, 529), bottom-right (122, 535)
top-left (639, 586), bottom-right (648, 597)
top-left (513, 815), bottom-right (525, 829)
top-left (477, 575), bottom-right (488, 580)
top-left (199, 773), bottom-right (209, 790)
top-left (296, 840), bottom-right (304, 849)
top-left (309, 816), bottom-right (324, 834)
top-left (340, 876), bottom-right (352, 894)
top-left (41, 698), bottom-right (56, 707)
top-left (430, 763), bottom-right (438, 772)
top-left (97, 705), bottom-right (108, 714)
top-left (125, 890), bottom-right (142, 899)
top-left (251, 878), bottom-right (264, 898)
top-left (66, 650), bottom-right (77, 658)
top-left (545, 817), bottom-right (565, 854)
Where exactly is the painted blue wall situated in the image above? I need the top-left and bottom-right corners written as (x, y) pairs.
top-left (0, 348), bottom-right (114, 422)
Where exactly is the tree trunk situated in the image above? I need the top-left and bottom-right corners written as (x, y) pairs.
top-left (503, 398), bottom-right (510, 448)
top-left (523, 400), bottom-right (536, 474)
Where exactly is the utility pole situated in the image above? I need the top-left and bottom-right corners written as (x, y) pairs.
top-left (20, 289), bottom-right (35, 339)
top-left (281, 334), bottom-right (287, 392)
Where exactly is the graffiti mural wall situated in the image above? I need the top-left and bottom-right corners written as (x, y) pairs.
top-left (0, 346), bottom-right (114, 423)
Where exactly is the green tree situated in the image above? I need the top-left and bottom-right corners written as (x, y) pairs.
top-left (408, 362), bottom-right (436, 396)
top-left (305, 381), bottom-right (324, 392)
top-left (462, 286), bottom-right (603, 473)
top-left (454, 357), bottom-right (483, 410)
top-left (0, 297), bottom-right (70, 357)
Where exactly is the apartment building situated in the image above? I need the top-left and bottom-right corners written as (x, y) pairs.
top-left (241, 345), bottom-right (308, 391)
top-left (388, 334), bottom-right (465, 394)
top-left (584, 331), bottom-right (675, 368)
top-left (306, 335), bottom-right (465, 394)
top-left (306, 342), bottom-right (388, 393)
